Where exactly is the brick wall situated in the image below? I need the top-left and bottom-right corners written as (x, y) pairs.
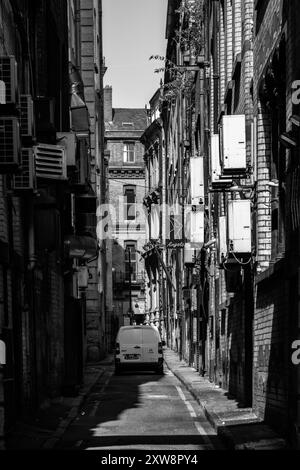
top-left (208, 0), bottom-right (255, 405)
top-left (251, 0), bottom-right (297, 436)
top-left (253, 276), bottom-right (289, 432)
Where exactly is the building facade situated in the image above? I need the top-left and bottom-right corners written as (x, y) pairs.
top-left (0, 0), bottom-right (106, 444)
top-left (104, 86), bottom-right (148, 340)
top-left (141, 89), bottom-right (168, 335)
top-left (160, 0), bottom-right (300, 446)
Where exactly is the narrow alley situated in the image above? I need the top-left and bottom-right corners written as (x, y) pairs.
top-left (54, 364), bottom-right (222, 451)
top-left (1, 0), bottom-right (300, 457)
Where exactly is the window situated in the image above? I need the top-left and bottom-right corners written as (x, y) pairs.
top-left (125, 242), bottom-right (137, 282)
top-left (124, 185), bottom-right (136, 221)
top-left (123, 143), bottom-right (135, 163)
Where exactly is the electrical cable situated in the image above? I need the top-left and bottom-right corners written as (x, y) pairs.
top-left (228, 250), bottom-right (252, 265)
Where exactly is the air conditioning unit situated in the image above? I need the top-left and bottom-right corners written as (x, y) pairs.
top-left (184, 243), bottom-right (195, 265)
top-left (57, 131), bottom-right (76, 166)
top-left (20, 95), bottom-right (34, 138)
top-left (210, 134), bottom-right (232, 188)
top-left (0, 116), bottom-right (20, 172)
top-left (189, 205), bottom-right (204, 246)
top-left (34, 143), bottom-right (67, 180)
top-left (220, 114), bottom-right (246, 174)
top-left (227, 200), bottom-right (251, 253)
top-left (13, 148), bottom-right (36, 191)
top-left (190, 156), bottom-right (204, 203)
top-left (0, 56), bottom-right (18, 105)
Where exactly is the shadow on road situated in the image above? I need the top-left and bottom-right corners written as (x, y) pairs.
top-left (55, 369), bottom-right (223, 450)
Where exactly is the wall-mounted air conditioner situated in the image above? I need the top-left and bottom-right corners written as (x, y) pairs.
top-left (190, 156), bottom-right (204, 203)
top-left (13, 148), bottom-right (36, 191)
top-left (220, 114), bottom-right (246, 174)
top-left (0, 56), bottom-right (18, 105)
top-left (227, 199), bottom-right (251, 253)
top-left (57, 131), bottom-right (77, 166)
top-left (218, 215), bottom-right (227, 263)
top-left (34, 143), bottom-right (67, 180)
top-left (187, 205), bottom-right (204, 246)
top-left (210, 134), bottom-right (232, 188)
top-left (0, 116), bottom-right (20, 172)
top-left (184, 243), bottom-right (195, 265)
top-left (20, 95), bottom-right (35, 138)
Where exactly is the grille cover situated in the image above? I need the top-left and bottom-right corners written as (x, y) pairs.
top-left (0, 56), bottom-right (18, 105)
top-left (34, 144), bottom-right (67, 180)
top-left (0, 116), bottom-right (20, 170)
top-left (13, 148), bottom-right (35, 190)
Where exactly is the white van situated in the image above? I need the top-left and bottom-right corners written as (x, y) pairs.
top-left (115, 325), bottom-right (164, 375)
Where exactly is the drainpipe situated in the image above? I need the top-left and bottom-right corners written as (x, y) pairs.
top-left (74, 0), bottom-right (81, 69)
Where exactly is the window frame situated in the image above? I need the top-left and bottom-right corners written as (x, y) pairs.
top-left (123, 142), bottom-right (135, 163)
top-left (123, 185), bottom-right (136, 221)
top-left (124, 241), bottom-right (137, 282)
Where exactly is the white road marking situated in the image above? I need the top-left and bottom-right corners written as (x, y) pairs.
top-left (141, 394), bottom-right (169, 399)
top-left (175, 385), bottom-right (214, 449)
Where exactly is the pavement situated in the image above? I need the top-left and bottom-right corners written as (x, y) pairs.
top-left (4, 355), bottom-right (114, 450)
top-left (3, 348), bottom-right (288, 450)
top-left (163, 348), bottom-right (288, 450)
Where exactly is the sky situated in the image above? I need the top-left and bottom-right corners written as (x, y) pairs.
top-left (102, 0), bottom-right (168, 109)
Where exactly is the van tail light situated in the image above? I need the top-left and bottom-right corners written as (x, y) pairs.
top-left (158, 342), bottom-right (163, 354)
top-left (115, 342), bottom-right (120, 355)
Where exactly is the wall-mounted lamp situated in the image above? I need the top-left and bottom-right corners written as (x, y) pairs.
top-left (279, 131), bottom-right (298, 148)
top-left (290, 115), bottom-right (300, 127)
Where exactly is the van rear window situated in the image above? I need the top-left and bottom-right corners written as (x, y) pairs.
top-left (120, 329), bottom-right (143, 344)
top-left (142, 329), bottom-right (158, 343)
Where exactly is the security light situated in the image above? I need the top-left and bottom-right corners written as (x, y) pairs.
top-left (279, 131), bottom-right (297, 148)
top-left (290, 115), bottom-right (300, 127)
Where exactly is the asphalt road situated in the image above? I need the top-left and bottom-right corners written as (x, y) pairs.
top-left (56, 364), bottom-right (224, 451)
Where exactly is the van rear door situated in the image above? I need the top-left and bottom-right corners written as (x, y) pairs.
top-left (119, 327), bottom-right (142, 364)
top-left (142, 328), bottom-right (159, 363)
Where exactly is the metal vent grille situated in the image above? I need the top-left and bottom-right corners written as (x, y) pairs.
top-left (34, 144), bottom-right (67, 180)
top-left (13, 148), bottom-right (35, 190)
top-left (20, 95), bottom-right (34, 137)
top-left (0, 117), bottom-right (20, 168)
top-left (0, 56), bottom-right (17, 104)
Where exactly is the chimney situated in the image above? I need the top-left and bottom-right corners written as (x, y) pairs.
top-left (104, 85), bottom-right (112, 122)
